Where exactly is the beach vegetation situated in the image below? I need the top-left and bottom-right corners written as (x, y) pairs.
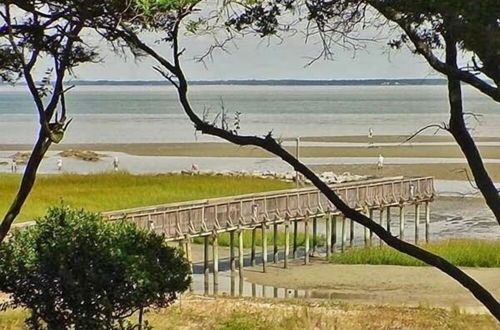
top-left (330, 239), bottom-right (500, 268)
top-left (0, 173), bottom-right (292, 223)
top-left (193, 230), bottom-right (326, 248)
top-left (0, 206), bottom-right (191, 329)
top-left (1, 297), bottom-right (498, 329)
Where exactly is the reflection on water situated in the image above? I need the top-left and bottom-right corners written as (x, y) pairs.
top-left (191, 272), bottom-right (309, 299)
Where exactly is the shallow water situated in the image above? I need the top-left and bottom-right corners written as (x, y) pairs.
top-left (4, 150), bottom-right (500, 175)
top-left (1, 85), bottom-right (499, 144)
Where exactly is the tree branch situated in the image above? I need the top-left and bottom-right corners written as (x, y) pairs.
top-left (443, 35), bottom-right (500, 226)
top-left (126, 22), bottom-right (500, 319)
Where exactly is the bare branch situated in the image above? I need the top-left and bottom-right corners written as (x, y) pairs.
top-left (400, 123), bottom-right (448, 145)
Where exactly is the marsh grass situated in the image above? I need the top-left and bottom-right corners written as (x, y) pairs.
top-left (1, 297), bottom-right (496, 330)
top-left (193, 230), bottom-right (326, 248)
top-left (330, 239), bottom-right (500, 268)
top-left (0, 173), bottom-right (293, 223)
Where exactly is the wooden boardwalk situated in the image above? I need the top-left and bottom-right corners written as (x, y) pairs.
top-left (104, 176), bottom-right (434, 294)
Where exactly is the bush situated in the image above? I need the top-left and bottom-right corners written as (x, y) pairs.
top-left (0, 206), bottom-right (191, 329)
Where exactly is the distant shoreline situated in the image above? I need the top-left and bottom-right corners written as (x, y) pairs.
top-left (2, 78), bottom-right (448, 87)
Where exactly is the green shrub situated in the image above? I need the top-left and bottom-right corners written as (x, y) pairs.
top-left (0, 206), bottom-right (191, 329)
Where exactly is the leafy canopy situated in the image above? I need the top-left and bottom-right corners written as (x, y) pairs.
top-left (0, 206), bottom-right (191, 329)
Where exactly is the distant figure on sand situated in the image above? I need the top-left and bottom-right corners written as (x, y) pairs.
top-left (377, 154), bottom-right (384, 169)
top-left (11, 159), bottom-right (17, 173)
top-left (113, 157), bottom-right (119, 171)
top-left (57, 158), bottom-right (63, 171)
top-left (368, 127), bottom-right (374, 147)
top-left (191, 163), bottom-right (199, 173)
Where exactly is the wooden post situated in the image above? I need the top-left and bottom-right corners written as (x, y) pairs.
top-left (238, 228), bottom-right (244, 279)
top-left (425, 202), bottom-right (431, 243)
top-left (212, 234), bottom-right (219, 295)
top-left (341, 216), bottom-right (347, 253)
top-left (325, 214), bottom-right (331, 260)
top-left (184, 235), bottom-right (193, 292)
top-left (304, 217), bottom-right (310, 264)
top-left (284, 219), bottom-right (290, 269)
top-left (239, 276), bottom-right (244, 296)
top-left (230, 273), bottom-right (235, 297)
top-left (363, 208), bottom-right (369, 247)
top-left (293, 220), bottom-right (298, 258)
top-left (312, 217), bottom-right (318, 255)
top-left (229, 231), bottom-right (236, 272)
top-left (378, 208), bottom-right (384, 247)
top-left (273, 223), bottom-right (279, 263)
top-left (415, 204), bottom-right (420, 244)
top-left (178, 240), bottom-right (185, 254)
top-left (349, 216), bottom-right (354, 247)
top-left (369, 209), bottom-right (374, 246)
top-left (262, 224), bottom-right (268, 273)
top-left (203, 236), bottom-right (209, 296)
top-left (251, 227), bottom-right (257, 267)
top-left (386, 206), bottom-right (391, 234)
top-left (399, 206), bottom-right (405, 241)
top-left (331, 215), bottom-right (337, 252)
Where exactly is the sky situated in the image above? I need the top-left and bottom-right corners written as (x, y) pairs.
top-left (71, 27), bottom-right (440, 81)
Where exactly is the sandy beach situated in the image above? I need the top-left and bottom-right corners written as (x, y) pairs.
top-left (286, 135), bottom-right (500, 143)
top-left (244, 261), bottom-right (500, 312)
top-left (3, 135), bottom-right (500, 179)
top-left (3, 136), bottom-right (500, 159)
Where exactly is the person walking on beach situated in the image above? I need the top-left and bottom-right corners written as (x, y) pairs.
top-left (57, 158), bottom-right (63, 172)
top-left (368, 127), bottom-right (374, 147)
top-left (377, 154), bottom-right (384, 170)
top-left (113, 157), bottom-right (119, 172)
top-left (11, 159), bottom-right (17, 173)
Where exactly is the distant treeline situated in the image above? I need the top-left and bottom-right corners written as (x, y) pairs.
top-left (63, 79), bottom-right (449, 86)
top-left (2, 79), bottom-right (448, 86)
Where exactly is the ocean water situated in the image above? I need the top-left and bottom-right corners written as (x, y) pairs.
top-left (2, 84), bottom-right (500, 240)
top-left (0, 84), bottom-right (499, 144)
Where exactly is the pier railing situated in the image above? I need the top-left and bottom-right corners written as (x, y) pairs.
top-left (103, 176), bottom-right (434, 241)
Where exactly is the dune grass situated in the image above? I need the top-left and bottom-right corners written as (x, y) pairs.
top-left (193, 230), bottom-right (326, 248)
top-left (0, 173), bottom-right (293, 223)
top-left (1, 297), bottom-right (497, 330)
top-left (330, 239), bottom-right (500, 268)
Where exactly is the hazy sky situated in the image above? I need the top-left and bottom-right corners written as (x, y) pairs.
top-left (72, 29), bottom-right (440, 81)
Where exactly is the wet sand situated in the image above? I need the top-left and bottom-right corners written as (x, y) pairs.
top-left (285, 135), bottom-right (500, 143)
top-left (3, 140), bottom-right (500, 159)
top-left (245, 261), bottom-right (500, 312)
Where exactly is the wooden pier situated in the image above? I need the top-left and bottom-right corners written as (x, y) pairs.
top-left (103, 176), bottom-right (434, 293)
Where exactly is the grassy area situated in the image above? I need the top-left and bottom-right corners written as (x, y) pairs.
top-left (0, 173), bottom-right (293, 223)
top-left (0, 296), bottom-right (497, 329)
top-left (330, 239), bottom-right (500, 268)
top-left (193, 230), bottom-right (326, 248)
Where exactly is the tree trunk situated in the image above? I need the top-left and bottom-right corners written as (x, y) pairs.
top-left (444, 37), bottom-right (500, 226)
top-left (0, 131), bottom-right (51, 242)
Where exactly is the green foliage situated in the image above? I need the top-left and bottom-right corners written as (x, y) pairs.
top-left (330, 239), bottom-right (500, 268)
top-left (193, 229), bottom-right (326, 248)
top-left (0, 206), bottom-right (191, 329)
top-left (136, 0), bottom-right (198, 13)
